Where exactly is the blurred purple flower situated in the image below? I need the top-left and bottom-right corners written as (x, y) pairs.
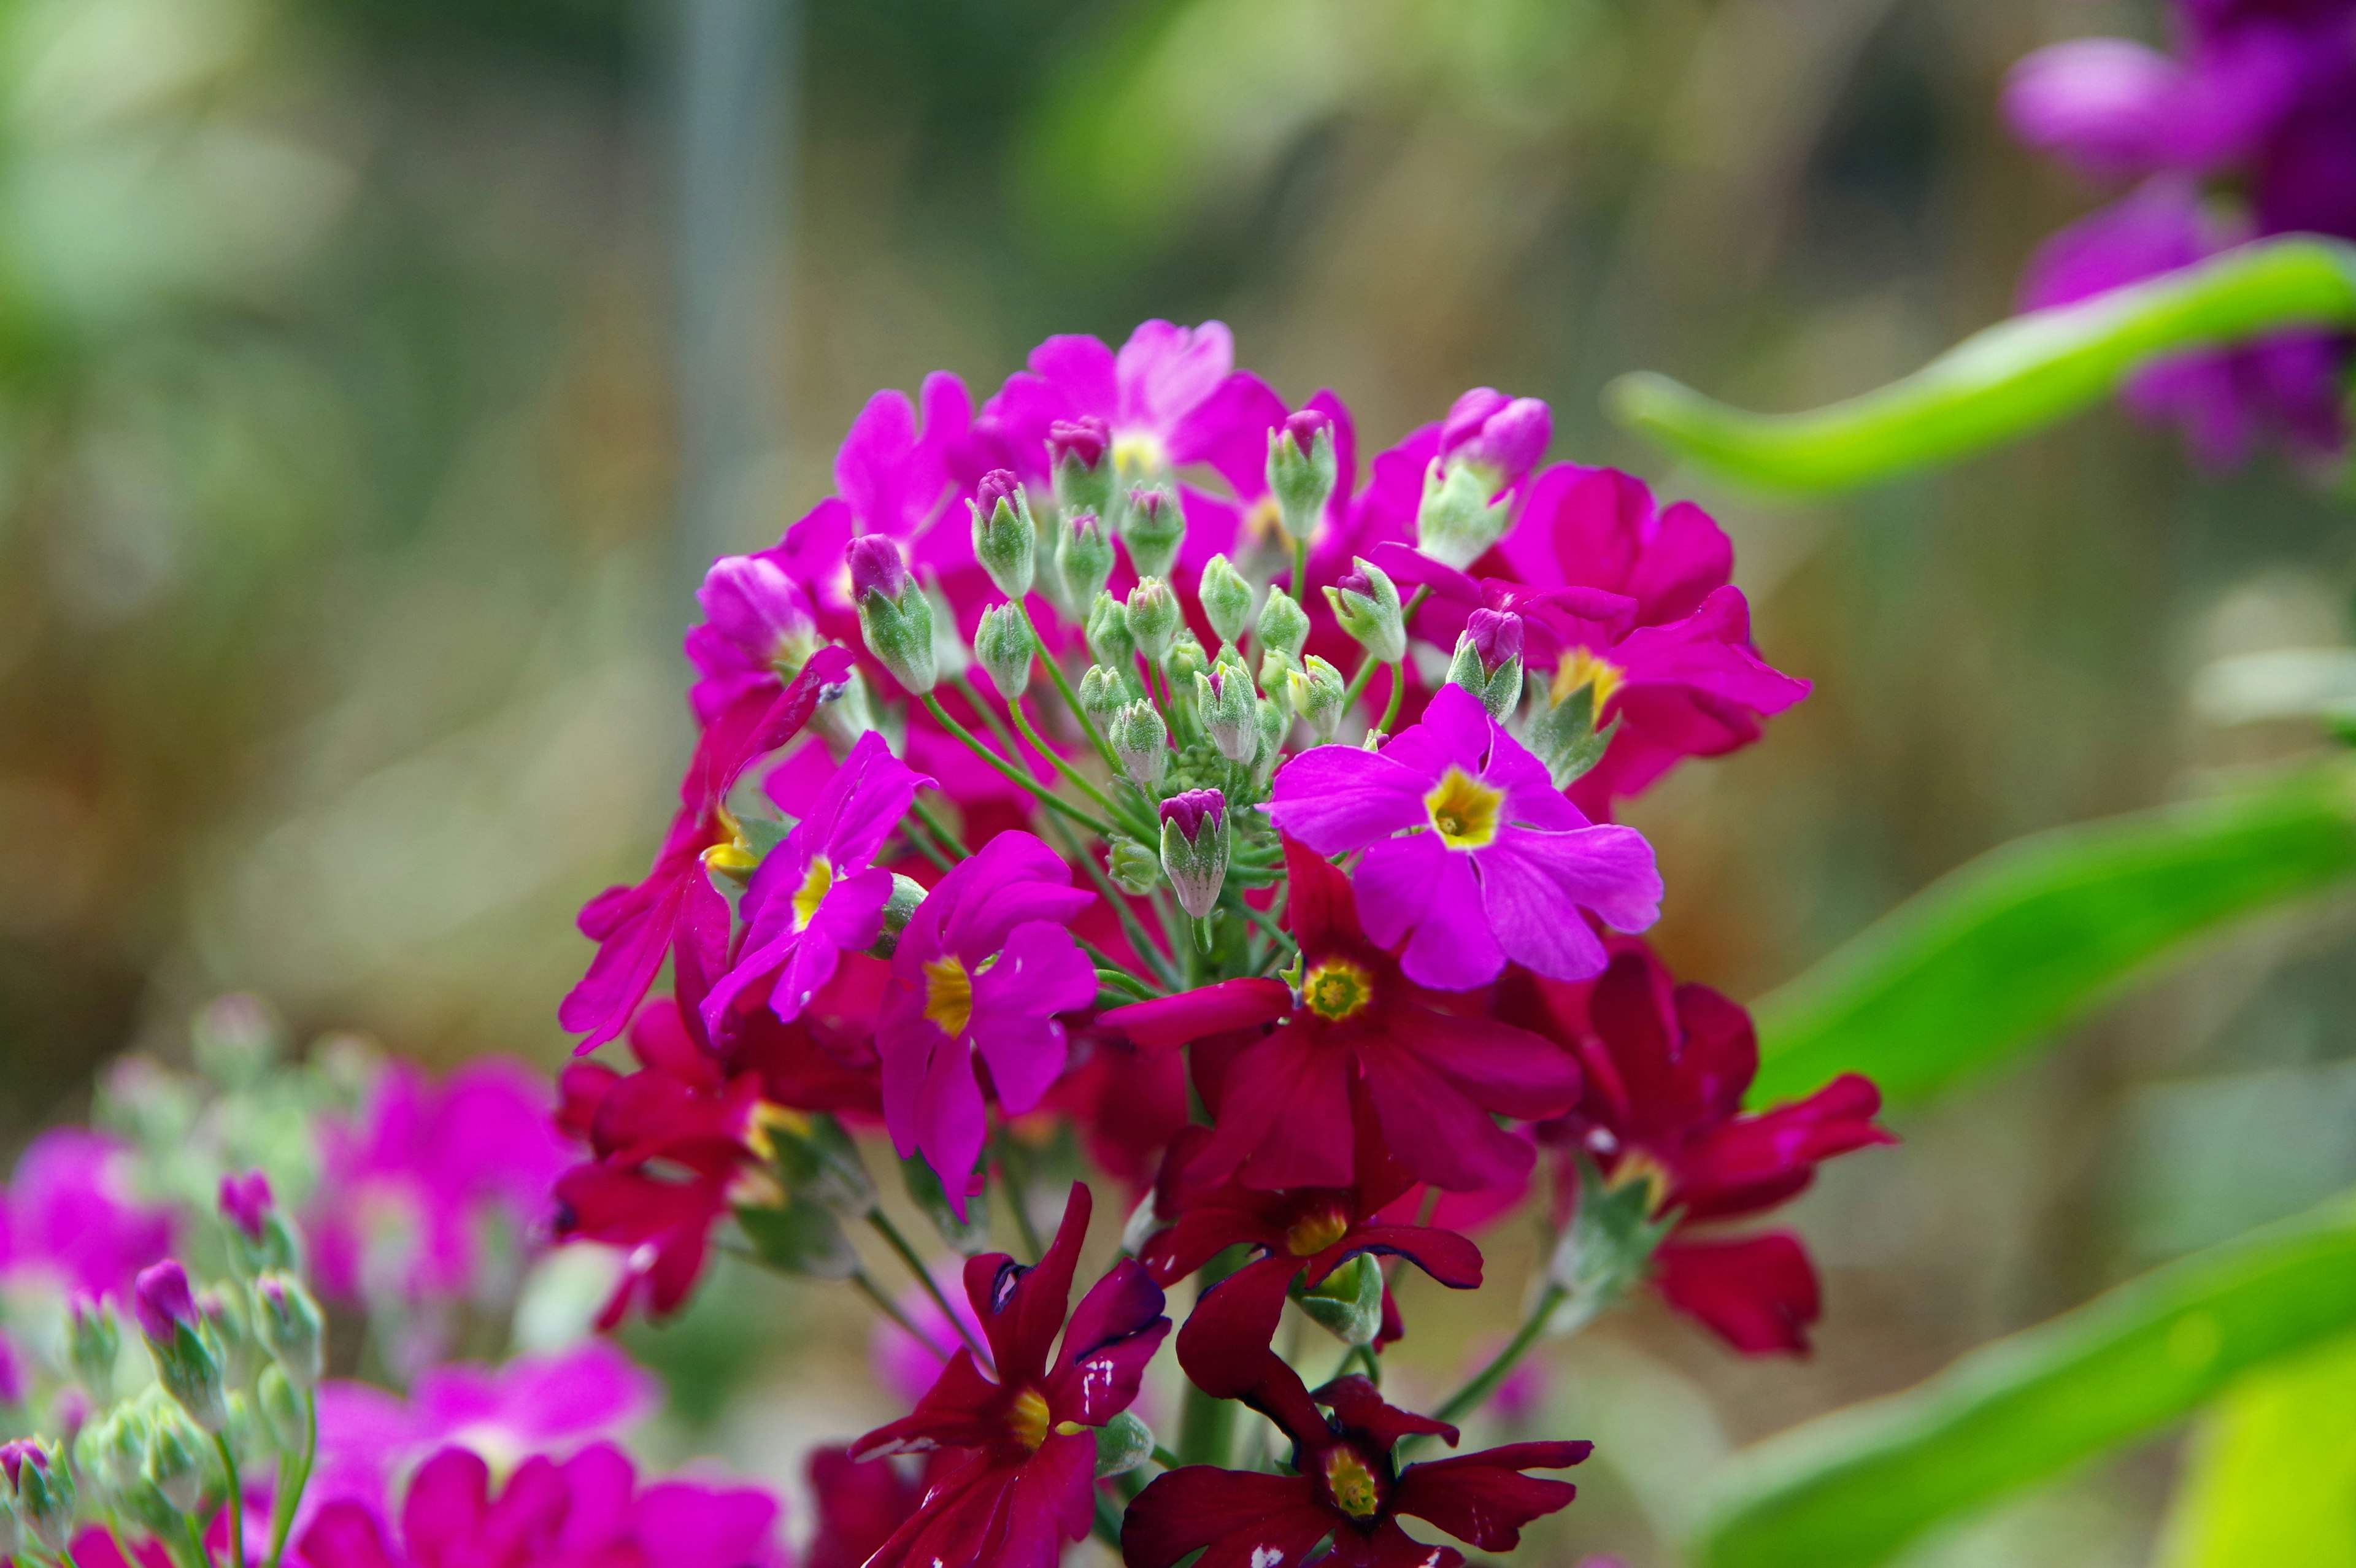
top-left (0, 1129), bottom-right (174, 1302)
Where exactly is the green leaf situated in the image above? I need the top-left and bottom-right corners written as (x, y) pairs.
top-left (734, 1201), bottom-right (857, 1280)
top-left (2154, 1332), bottom-right (2356, 1568)
top-left (903, 1153), bottom-right (990, 1256)
top-left (1693, 1191), bottom-right (2356, 1568)
top-left (1750, 766), bottom-right (2356, 1111)
top-left (1606, 236), bottom-right (2356, 493)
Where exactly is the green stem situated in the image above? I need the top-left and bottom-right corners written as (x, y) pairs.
top-left (1151, 1445), bottom-right (1185, 1471)
top-left (1044, 813), bottom-right (1180, 990)
top-left (923, 694), bottom-right (1111, 836)
top-left (910, 796), bottom-right (969, 858)
top-left (952, 674), bottom-right (1028, 764)
top-left (1290, 528), bottom-right (1311, 605)
top-left (1092, 1488), bottom-right (1125, 1549)
top-left (898, 810), bottom-right (957, 872)
top-left (1377, 663), bottom-right (1407, 734)
top-left (1009, 699), bottom-right (1117, 813)
top-left (868, 1208), bottom-right (995, 1372)
top-left (1176, 1252), bottom-right (1244, 1467)
top-left (214, 1431), bottom-right (245, 1568)
top-left (262, 1388), bottom-right (317, 1568)
top-left (1403, 1281), bottom-right (1569, 1457)
top-left (1094, 967), bottom-right (1155, 1002)
top-left (1347, 1342), bottom-right (1383, 1386)
top-left (852, 1266), bottom-right (950, 1362)
top-left (182, 1517), bottom-right (211, 1568)
top-left (1025, 609), bottom-right (1125, 777)
top-left (1230, 896), bottom-right (1293, 957)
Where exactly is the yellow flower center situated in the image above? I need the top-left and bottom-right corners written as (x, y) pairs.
top-left (1423, 767), bottom-right (1504, 850)
top-left (1301, 961), bottom-right (1372, 1022)
top-left (1324, 1450), bottom-right (1381, 1519)
top-left (923, 956), bottom-right (975, 1037)
top-left (1007, 1387), bottom-right (1052, 1451)
top-left (790, 856), bottom-right (834, 930)
top-left (741, 1102), bottom-right (810, 1164)
top-left (1610, 1149), bottom-right (1673, 1212)
top-left (1111, 431), bottom-right (1169, 482)
top-left (1285, 1208), bottom-right (1352, 1258)
top-left (1242, 493), bottom-right (1288, 547)
top-left (1551, 647), bottom-right (1626, 712)
top-left (701, 809), bottom-right (760, 880)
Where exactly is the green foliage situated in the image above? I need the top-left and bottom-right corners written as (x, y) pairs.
top-left (2153, 1332), bottom-right (2356, 1568)
top-left (1693, 1191), bottom-right (2356, 1568)
top-left (1750, 765), bottom-right (2356, 1110)
top-left (1607, 237), bottom-right (2356, 493)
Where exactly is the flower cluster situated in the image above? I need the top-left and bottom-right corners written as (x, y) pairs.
top-left (552, 320), bottom-right (1879, 1567)
top-left (2006, 0), bottom-right (2356, 464)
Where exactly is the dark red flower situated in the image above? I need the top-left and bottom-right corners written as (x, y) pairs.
top-left (1123, 1361), bottom-right (1587, 1568)
top-left (1101, 837), bottom-right (1579, 1193)
top-left (1503, 937), bottom-right (1893, 1354)
top-left (1142, 1124), bottom-right (1482, 1396)
top-left (850, 1183), bottom-right (1170, 1568)
top-left (803, 1446), bottom-right (930, 1568)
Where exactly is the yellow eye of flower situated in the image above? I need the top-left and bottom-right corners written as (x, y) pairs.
top-left (1551, 647), bottom-right (1626, 711)
top-left (701, 808), bottom-right (760, 880)
top-left (1423, 767), bottom-right (1504, 850)
top-left (1301, 961), bottom-right (1372, 1023)
top-left (1111, 431), bottom-right (1169, 482)
top-left (741, 1102), bottom-right (810, 1164)
top-left (1285, 1208), bottom-right (1352, 1258)
top-left (790, 856), bottom-right (834, 930)
top-left (1007, 1387), bottom-right (1052, 1451)
top-left (1323, 1450), bottom-right (1382, 1519)
top-left (923, 956), bottom-right (975, 1037)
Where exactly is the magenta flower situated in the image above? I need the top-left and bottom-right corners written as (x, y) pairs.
top-left (133, 1259), bottom-right (198, 1341)
top-left (0, 1129), bottom-right (174, 1302)
top-left (702, 730), bottom-right (932, 1033)
top-left (988, 320), bottom-right (1242, 485)
top-left (219, 1171), bottom-right (274, 1242)
top-left (1268, 684), bottom-right (1662, 990)
top-left (683, 545), bottom-right (821, 725)
top-left (1437, 387), bottom-right (1553, 488)
top-left (876, 832), bottom-right (1096, 1213)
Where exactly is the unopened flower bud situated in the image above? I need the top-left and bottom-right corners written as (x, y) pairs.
top-left (1058, 512), bottom-right (1115, 608)
top-left (68, 1299), bottom-right (119, 1402)
top-left (1447, 610), bottom-right (1525, 720)
top-left (2, 1440), bottom-right (75, 1551)
top-left (1438, 388), bottom-right (1551, 490)
top-left (1086, 590), bottom-right (1136, 671)
top-left (1164, 634), bottom-right (1207, 715)
top-left (1255, 588), bottom-right (1311, 663)
top-left (1107, 837), bottom-right (1161, 896)
top-left (85, 1407), bottom-right (146, 1497)
top-left (974, 603), bottom-right (1037, 699)
top-left (968, 470), bottom-right (1036, 599)
top-left (1528, 650), bottom-right (1625, 787)
top-left (1158, 791), bottom-right (1229, 918)
top-left (1267, 411), bottom-right (1338, 540)
top-left (1197, 553), bottom-right (1254, 648)
top-left (850, 537), bottom-right (937, 694)
top-left (1416, 462), bottom-right (1514, 569)
top-left (256, 1364), bottom-right (306, 1455)
top-left (1195, 667), bottom-right (1258, 763)
top-left (1253, 698), bottom-right (1287, 785)
top-left (135, 1262), bottom-right (226, 1432)
top-left (191, 993), bottom-right (283, 1089)
top-left (1259, 648), bottom-right (1302, 715)
top-left (144, 1406), bottom-right (209, 1515)
top-left (1121, 485), bottom-right (1187, 580)
top-left (220, 1171), bottom-right (301, 1278)
top-left (1124, 577), bottom-right (1181, 664)
top-left (1050, 416), bottom-right (1115, 521)
top-left (1287, 655), bottom-right (1348, 740)
top-left (1323, 556), bottom-right (1406, 665)
top-left (1078, 664), bottom-right (1128, 720)
top-left (1109, 701), bottom-right (1169, 787)
top-left (254, 1272), bottom-right (325, 1388)
top-left (869, 874), bottom-right (930, 961)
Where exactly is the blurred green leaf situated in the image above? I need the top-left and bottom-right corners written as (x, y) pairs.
top-left (1695, 1191), bottom-right (2356, 1568)
top-left (2155, 1332), bottom-right (2356, 1568)
top-left (1751, 766), bottom-right (2356, 1110)
top-left (1606, 237), bottom-right (2356, 493)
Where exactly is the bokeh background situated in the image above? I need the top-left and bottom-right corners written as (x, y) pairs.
top-left (3, 1), bottom-right (2352, 1563)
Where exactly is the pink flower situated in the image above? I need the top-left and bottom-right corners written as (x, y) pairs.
top-left (218, 1172), bottom-right (274, 1242)
top-left (1437, 387), bottom-right (1553, 488)
top-left (876, 832), bottom-right (1096, 1215)
top-left (1267, 684), bottom-right (1662, 990)
top-left (683, 546), bottom-right (821, 725)
top-left (0, 1129), bottom-right (174, 1302)
top-left (701, 730), bottom-right (933, 1032)
top-left (133, 1259), bottom-right (198, 1340)
top-left (868, 1266), bottom-right (987, 1407)
top-left (987, 320), bottom-right (1244, 486)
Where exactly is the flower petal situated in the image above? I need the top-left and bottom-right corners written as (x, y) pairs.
top-left (1119, 1469), bottom-right (1328, 1568)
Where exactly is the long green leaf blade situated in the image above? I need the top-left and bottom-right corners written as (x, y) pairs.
top-left (1695, 1191), bottom-right (2356, 1568)
top-left (1751, 766), bottom-right (2356, 1110)
top-left (1606, 237), bottom-right (2356, 493)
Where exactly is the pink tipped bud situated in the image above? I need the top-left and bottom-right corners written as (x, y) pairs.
top-left (1048, 417), bottom-right (1111, 471)
top-left (0, 1438), bottom-right (42, 1488)
top-left (133, 1260), bottom-right (198, 1343)
top-left (219, 1171), bottom-right (274, 1242)
top-left (847, 536), bottom-right (912, 603)
top-left (1439, 388), bottom-right (1552, 483)
top-left (1159, 788), bottom-right (1226, 842)
top-left (1282, 409), bottom-right (1330, 448)
top-left (975, 467), bottom-right (1022, 518)
top-left (1468, 608), bottom-right (1524, 671)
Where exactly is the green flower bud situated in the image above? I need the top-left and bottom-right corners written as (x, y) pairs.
top-left (256, 1365), bottom-right (307, 1455)
top-left (200, 1285), bottom-right (255, 1386)
top-left (1158, 791), bottom-right (1229, 919)
top-left (254, 1273), bottom-right (325, 1389)
top-left (1050, 418), bottom-right (1117, 523)
top-left (1095, 1410), bottom-right (1155, 1479)
top-left (1255, 588), bottom-right (1311, 663)
top-left (1058, 512), bottom-right (1116, 610)
top-left (1109, 701), bottom-right (1169, 787)
top-left (1267, 413), bottom-right (1339, 542)
top-left (870, 872), bottom-right (930, 961)
top-left (849, 537), bottom-right (937, 694)
top-left (144, 1405), bottom-right (210, 1516)
top-left (968, 473), bottom-right (1036, 600)
top-left (1085, 590), bottom-right (1136, 671)
top-left (136, 1263), bottom-right (228, 1432)
top-left (1415, 459), bottom-right (1513, 569)
top-left (974, 602), bottom-right (1037, 700)
top-left (1124, 577), bottom-right (1181, 664)
top-left (1107, 837), bottom-right (1161, 896)
top-left (1258, 648), bottom-right (1301, 715)
top-left (1253, 697), bottom-right (1287, 787)
top-left (70, 1299), bottom-right (120, 1403)
top-left (1322, 556), bottom-right (1406, 665)
top-left (1446, 610), bottom-right (1524, 721)
top-left (1163, 633), bottom-right (1208, 724)
top-left (1121, 485), bottom-right (1187, 580)
top-left (1197, 554), bottom-right (1255, 648)
top-left (1286, 655), bottom-right (1348, 741)
top-left (1195, 667), bottom-right (1258, 764)
top-left (83, 1406), bottom-right (148, 1498)
top-left (7, 1439), bottom-right (76, 1551)
top-left (190, 993), bottom-right (284, 1090)
top-left (1078, 664), bottom-right (1128, 721)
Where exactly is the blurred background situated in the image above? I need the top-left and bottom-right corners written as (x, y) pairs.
top-left (2, 0), bottom-right (2352, 1562)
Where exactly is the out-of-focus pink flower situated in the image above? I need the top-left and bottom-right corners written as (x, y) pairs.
top-left (1438, 388), bottom-right (1553, 489)
top-left (986, 321), bottom-right (1243, 486)
top-left (0, 1129), bottom-right (174, 1302)
top-left (307, 1058), bottom-right (572, 1312)
top-left (868, 1266), bottom-right (987, 1409)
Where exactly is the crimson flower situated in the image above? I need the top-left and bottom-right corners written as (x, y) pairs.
top-left (1506, 937), bottom-right (1893, 1354)
top-left (1123, 1360), bottom-right (1587, 1568)
top-left (1141, 1124), bottom-right (1482, 1396)
top-left (1102, 837), bottom-right (1579, 1193)
top-left (850, 1183), bottom-right (1169, 1568)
